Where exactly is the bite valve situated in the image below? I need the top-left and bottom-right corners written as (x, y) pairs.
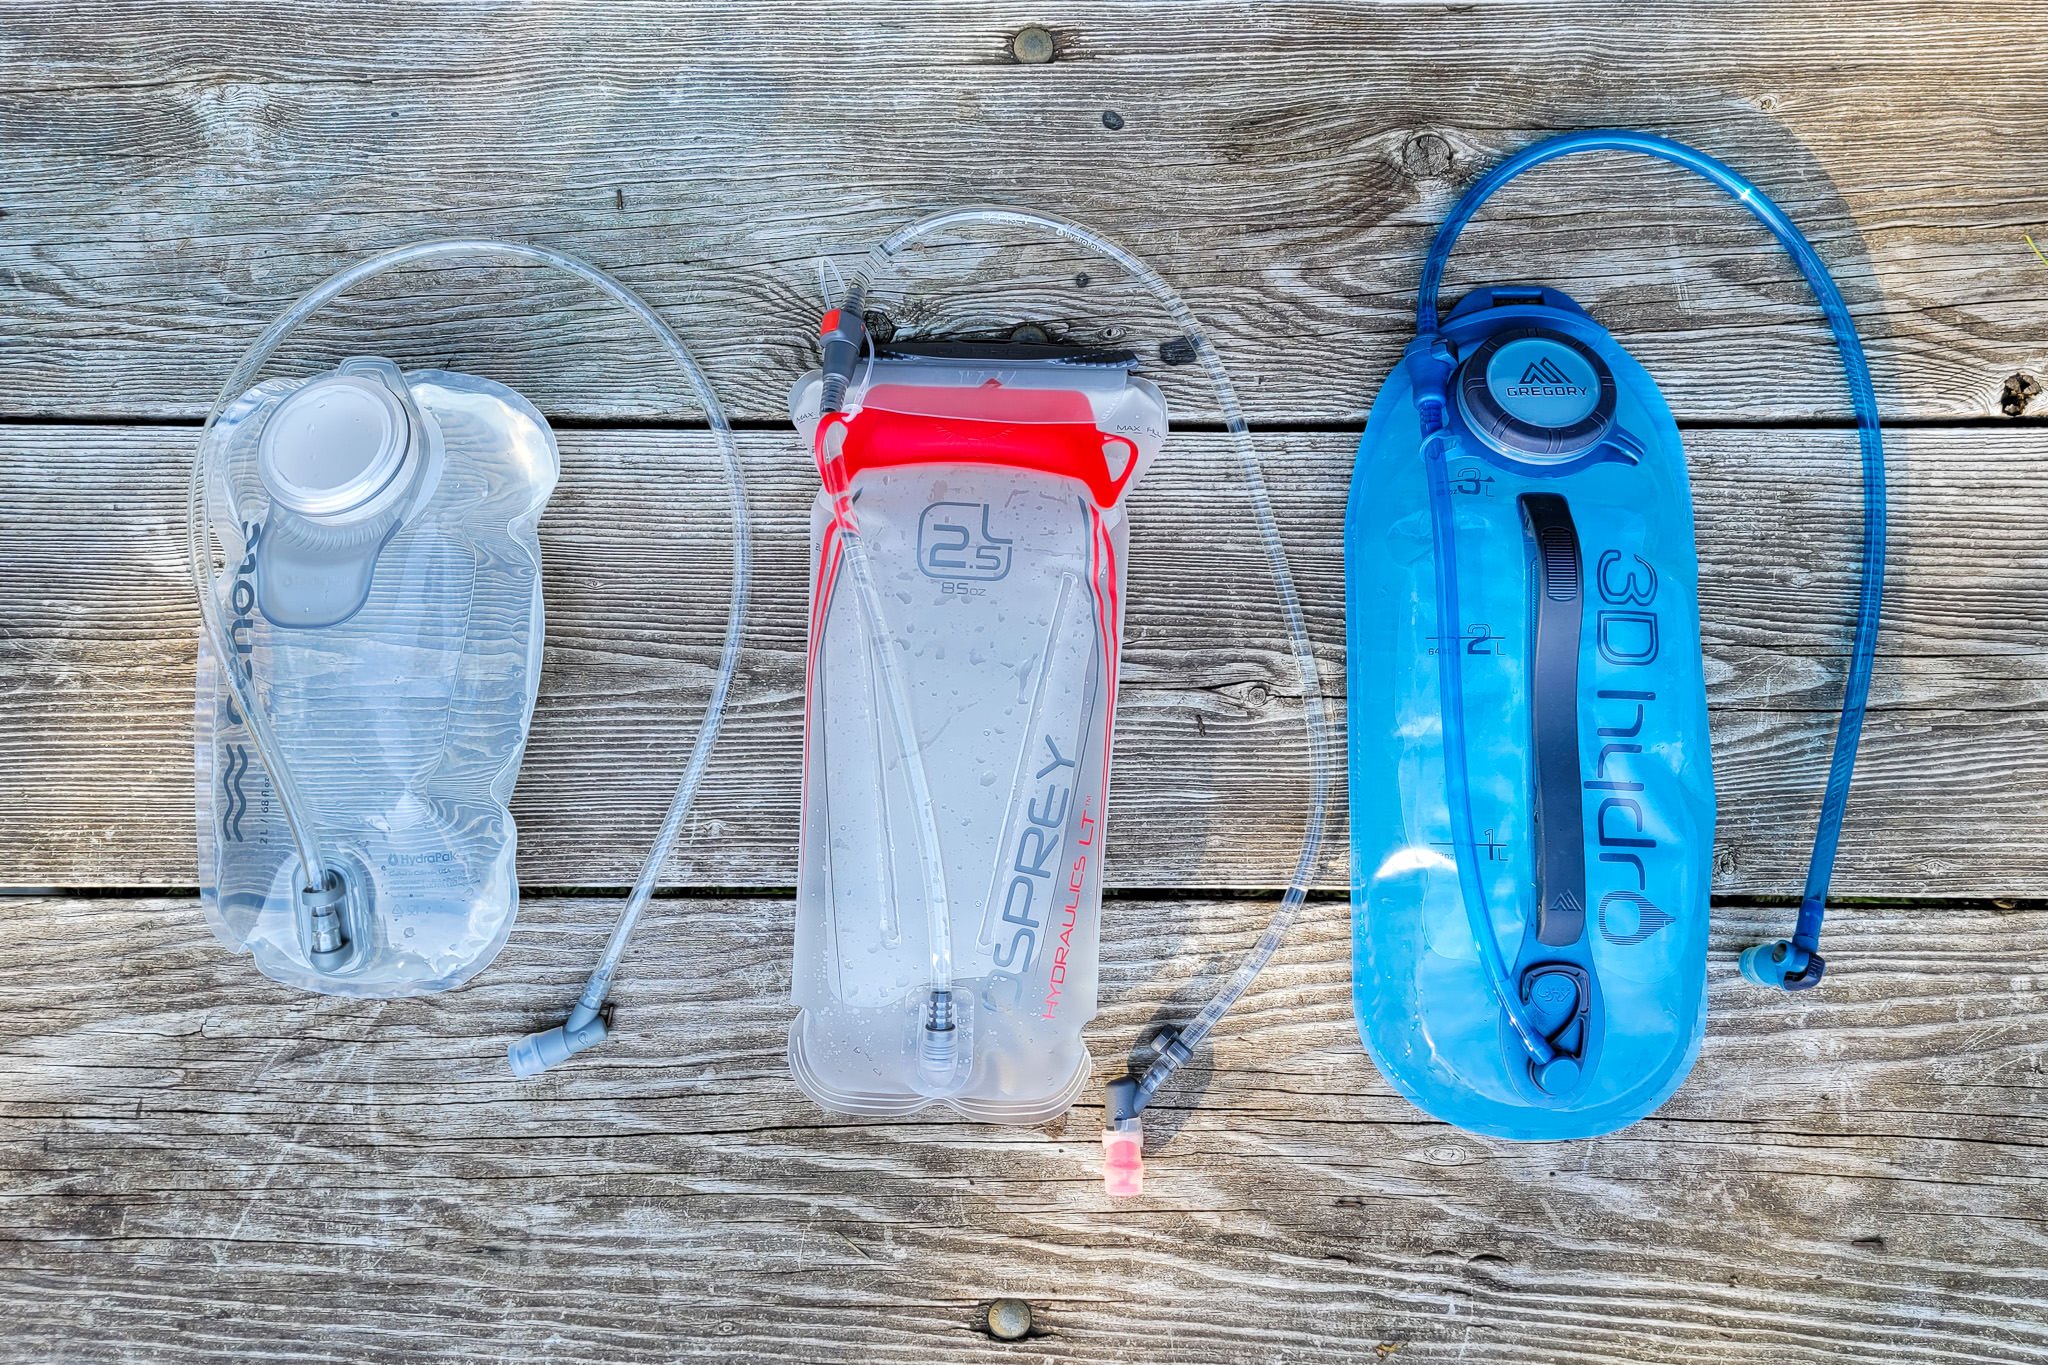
top-left (507, 1001), bottom-right (611, 1078)
top-left (1100, 1027), bottom-right (1189, 1199)
top-left (1102, 1116), bottom-right (1144, 1198)
top-left (1739, 939), bottom-right (1828, 992)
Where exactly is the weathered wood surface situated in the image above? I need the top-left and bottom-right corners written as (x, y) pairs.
top-left (3, 3), bottom-right (2048, 424)
top-left (4, 892), bottom-right (2047, 1364)
top-left (5, 2), bottom-right (2046, 1362)
top-left (2, 425), bottom-right (2038, 895)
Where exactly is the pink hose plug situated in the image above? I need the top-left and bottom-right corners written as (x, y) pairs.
top-left (1102, 1118), bottom-right (1144, 1197)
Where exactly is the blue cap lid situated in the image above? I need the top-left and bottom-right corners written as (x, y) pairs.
top-left (1455, 326), bottom-right (1617, 464)
top-left (1485, 336), bottom-right (1601, 428)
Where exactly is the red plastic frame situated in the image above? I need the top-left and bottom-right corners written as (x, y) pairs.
top-left (815, 382), bottom-right (1139, 508)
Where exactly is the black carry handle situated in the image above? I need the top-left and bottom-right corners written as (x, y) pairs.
top-left (1519, 493), bottom-right (1586, 948)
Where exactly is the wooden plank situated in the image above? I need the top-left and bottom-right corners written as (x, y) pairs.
top-left (3, 3), bottom-right (2047, 423)
top-left (2, 891), bottom-right (2044, 1363)
top-left (2, 424), bottom-right (2034, 893)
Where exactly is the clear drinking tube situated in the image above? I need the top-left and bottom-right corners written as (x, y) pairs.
top-left (811, 208), bottom-right (1334, 1174)
top-left (186, 238), bottom-right (749, 1045)
top-left (821, 454), bottom-right (963, 1081)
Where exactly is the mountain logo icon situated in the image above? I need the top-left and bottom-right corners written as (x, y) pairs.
top-left (1519, 357), bottom-right (1572, 386)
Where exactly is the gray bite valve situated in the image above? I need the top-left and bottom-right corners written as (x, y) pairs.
top-left (506, 1005), bottom-right (610, 1078)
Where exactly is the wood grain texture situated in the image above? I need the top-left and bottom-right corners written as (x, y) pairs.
top-left (5, 5), bottom-right (2043, 1358)
top-left (0, 424), bottom-right (2030, 894)
top-left (2, 891), bottom-right (2045, 1364)
top-left (2, 2), bottom-right (2047, 423)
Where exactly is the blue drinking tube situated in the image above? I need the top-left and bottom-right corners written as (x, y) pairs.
top-left (1410, 131), bottom-right (1887, 1045)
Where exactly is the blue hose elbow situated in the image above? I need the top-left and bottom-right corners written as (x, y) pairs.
top-left (1401, 334), bottom-right (1455, 418)
top-left (1739, 939), bottom-right (1828, 992)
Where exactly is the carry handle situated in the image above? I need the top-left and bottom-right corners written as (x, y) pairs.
top-left (1520, 493), bottom-right (1588, 949)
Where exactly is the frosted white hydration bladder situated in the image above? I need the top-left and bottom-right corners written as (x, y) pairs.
top-left (192, 241), bottom-right (749, 1011)
top-left (788, 348), bottom-right (1166, 1123)
top-left (789, 209), bottom-right (1334, 1196)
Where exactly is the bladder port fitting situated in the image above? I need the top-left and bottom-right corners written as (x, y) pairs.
top-left (919, 988), bottom-right (958, 1080)
top-left (299, 870), bottom-right (352, 973)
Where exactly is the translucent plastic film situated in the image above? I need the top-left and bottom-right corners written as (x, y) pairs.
top-left (801, 211), bottom-right (1334, 1174)
top-left (790, 354), bottom-right (1164, 1122)
top-left (194, 241), bottom-right (749, 1001)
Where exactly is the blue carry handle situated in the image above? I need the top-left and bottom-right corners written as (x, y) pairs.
top-left (1414, 130), bottom-right (1888, 1002)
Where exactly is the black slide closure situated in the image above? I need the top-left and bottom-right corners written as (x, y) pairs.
top-left (1519, 492), bottom-right (1586, 948)
top-left (875, 340), bottom-right (1139, 367)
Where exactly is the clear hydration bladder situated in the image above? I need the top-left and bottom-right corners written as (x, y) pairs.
top-left (196, 358), bottom-right (556, 994)
top-left (788, 347), bottom-right (1165, 1122)
top-left (1348, 132), bottom-right (1887, 1139)
top-left (790, 210), bottom-right (1334, 1197)
top-left (192, 241), bottom-right (749, 1004)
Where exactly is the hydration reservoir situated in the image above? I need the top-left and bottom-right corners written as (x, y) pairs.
top-left (1349, 286), bottom-right (1711, 1134)
top-left (194, 240), bottom-right (750, 1007)
top-left (1347, 133), bottom-right (1888, 1139)
top-left (196, 355), bottom-right (555, 994)
top-left (788, 342), bottom-right (1165, 1122)
top-left (788, 210), bottom-right (1334, 1198)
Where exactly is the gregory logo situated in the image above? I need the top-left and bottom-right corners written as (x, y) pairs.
top-left (1505, 355), bottom-right (1588, 399)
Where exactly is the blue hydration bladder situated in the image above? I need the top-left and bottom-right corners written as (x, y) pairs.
top-left (1346, 132), bottom-right (1887, 1140)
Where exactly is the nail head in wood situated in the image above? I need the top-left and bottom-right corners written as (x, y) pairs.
top-left (1010, 26), bottom-right (1055, 64)
top-left (986, 1298), bottom-right (1033, 1340)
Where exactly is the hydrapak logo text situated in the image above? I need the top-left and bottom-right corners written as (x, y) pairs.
top-left (218, 521), bottom-right (263, 842)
